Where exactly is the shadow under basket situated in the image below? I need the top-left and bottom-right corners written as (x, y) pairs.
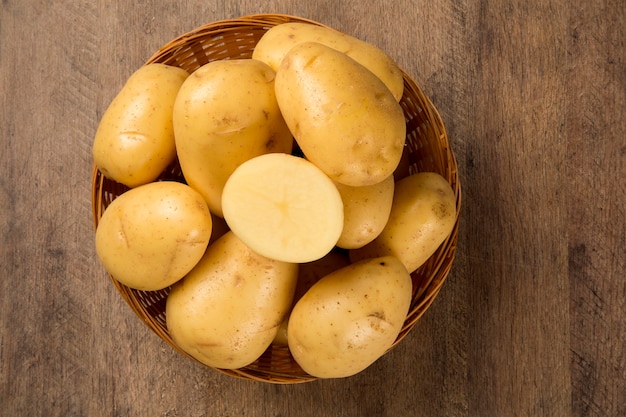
top-left (91, 14), bottom-right (462, 384)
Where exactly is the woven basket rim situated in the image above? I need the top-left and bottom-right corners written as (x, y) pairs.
top-left (91, 14), bottom-right (461, 384)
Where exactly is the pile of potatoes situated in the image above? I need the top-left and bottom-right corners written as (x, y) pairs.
top-left (93, 22), bottom-right (456, 379)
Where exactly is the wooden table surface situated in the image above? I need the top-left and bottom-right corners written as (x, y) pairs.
top-left (1, 1), bottom-right (624, 416)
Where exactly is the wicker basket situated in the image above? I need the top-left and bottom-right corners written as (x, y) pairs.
top-left (91, 13), bottom-right (461, 384)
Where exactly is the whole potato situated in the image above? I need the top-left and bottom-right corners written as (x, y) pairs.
top-left (350, 172), bottom-right (457, 273)
top-left (173, 59), bottom-right (293, 217)
top-left (275, 42), bottom-right (406, 187)
top-left (252, 22), bottom-right (404, 101)
top-left (93, 63), bottom-right (189, 187)
top-left (166, 231), bottom-right (298, 369)
top-left (95, 181), bottom-right (213, 291)
top-left (288, 256), bottom-right (412, 378)
top-left (335, 175), bottom-right (395, 249)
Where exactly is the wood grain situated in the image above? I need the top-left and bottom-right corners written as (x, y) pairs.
top-left (567, 2), bottom-right (626, 416)
top-left (1, 1), bottom-right (624, 416)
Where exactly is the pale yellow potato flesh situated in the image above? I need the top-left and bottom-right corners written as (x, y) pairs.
top-left (173, 59), bottom-right (293, 217)
top-left (350, 172), bottom-right (457, 273)
top-left (93, 63), bottom-right (189, 187)
top-left (275, 42), bottom-right (406, 187)
top-left (252, 22), bottom-right (404, 101)
top-left (95, 181), bottom-right (213, 291)
top-left (221, 153), bottom-right (344, 263)
top-left (287, 256), bottom-right (412, 378)
top-left (165, 231), bottom-right (298, 369)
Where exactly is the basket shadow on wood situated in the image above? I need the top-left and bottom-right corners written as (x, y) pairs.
top-left (91, 14), bottom-right (461, 384)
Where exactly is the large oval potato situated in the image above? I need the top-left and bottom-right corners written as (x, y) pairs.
top-left (288, 256), bottom-right (412, 378)
top-left (335, 175), bottom-right (395, 249)
top-left (173, 59), bottom-right (293, 217)
top-left (350, 172), bottom-right (457, 273)
top-left (275, 42), bottom-right (406, 187)
top-left (165, 231), bottom-right (298, 370)
top-left (93, 63), bottom-right (189, 187)
top-left (252, 22), bottom-right (404, 101)
top-left (95, 181), bottom-right (213, 291)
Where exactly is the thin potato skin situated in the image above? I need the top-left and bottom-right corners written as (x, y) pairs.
top-left (166, 231), bottom-right (298, 370)
top-left (275, 42), bottom-right (406, 187)
top-left (287, 256), bottom-right (412, 378)
top-left (173, 59), bottom-right (293, 217)
top-left (252, 22), bottom-right (404, 101)
top-left (95, 181), bottom-right (213, 291)
top-left (93, 63), bottom-right (189, 187)
top-left (350, 172), bottom-right (457, 273)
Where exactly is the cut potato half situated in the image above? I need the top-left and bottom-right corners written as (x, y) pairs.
top-left (222, 153), bottom-right (344, 263)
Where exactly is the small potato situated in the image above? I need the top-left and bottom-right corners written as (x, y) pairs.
top-left (275, 42), bottom-right (406, 187)
top-left (222, 153), bottom-right (344, 264)
top-left (95, 181), bottom-right (212, 291)
top-left (252, 22), bottom-right (404, 101)
top-left (288, 256), bottom-right (412, 378)
top-left (93, 63), bottom-right (189, 187)
top-left (166, 231), bottom-right (298, 369)
top-left (335, 175), bottom-right (395, 249)
top-left (173, 59), bottom-right (293, 217)
top-left (273, 250), bottom-right (350, 346)
top-left (350, 172), bottom-right (457, 273)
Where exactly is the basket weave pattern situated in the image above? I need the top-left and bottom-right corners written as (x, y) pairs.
top-left (91, 14), bottom-right (461, 384)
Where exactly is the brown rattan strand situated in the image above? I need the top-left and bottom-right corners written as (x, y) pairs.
top-left (91, 13), bottom-right (461, 384)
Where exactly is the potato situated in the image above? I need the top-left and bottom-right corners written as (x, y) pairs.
top-left (95, 181), bottom-right (212, 291)
top-left (350, 172), bottom-right (457, 273)
top-left (93, 63), bottom-right (189, 187)
top-left (252, 22), bottom-right (404, 101)
top-left (288, 256), bottom-right (412, 378)
top-left (221, 153), bottom-right (344, 263)
top-left (275, 42), bottom-right (406, 187)
top-left (335, 175), bottom-right (395, 249)
top-left (165, 231), bottom-right (298, 369)
top-left (273, 250), bottom-right (350, 346)
top-left (173, 59), bottom-right (293, 217)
